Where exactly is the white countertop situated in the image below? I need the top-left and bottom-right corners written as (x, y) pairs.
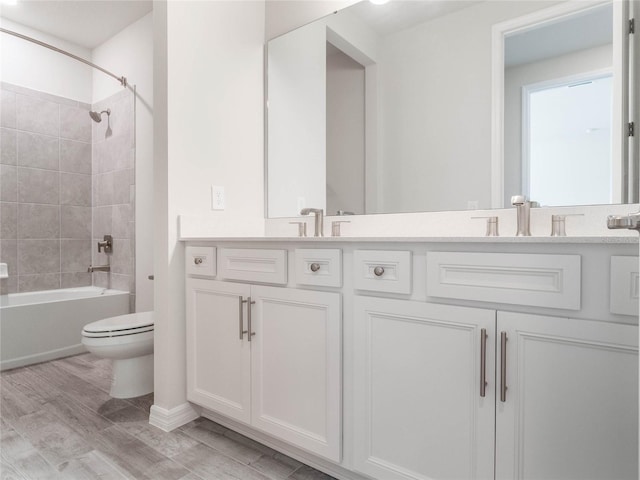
top-left (180, 235), bottom-right (638, 244)
top-left (179, 206), bottom-right (640, 243)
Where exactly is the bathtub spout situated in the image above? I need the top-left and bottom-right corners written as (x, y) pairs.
top-left (88, 265), bottom-right (110, 273)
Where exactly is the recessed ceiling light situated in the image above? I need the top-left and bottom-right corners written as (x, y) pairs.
top-left (369, 0), bottom-right (390, 5)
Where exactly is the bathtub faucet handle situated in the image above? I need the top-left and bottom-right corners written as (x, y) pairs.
top-left (98, 235), bottom-right (113, 254)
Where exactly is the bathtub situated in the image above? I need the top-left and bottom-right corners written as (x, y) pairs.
top-left (1, 286), bottom-right (130, 371)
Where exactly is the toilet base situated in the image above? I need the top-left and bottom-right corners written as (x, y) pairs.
top-left (110, 353), bottom-right (154, 398)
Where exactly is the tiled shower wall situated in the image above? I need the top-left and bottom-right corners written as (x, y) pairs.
top-left (0, 83), bottom-right (135, 306)
top-left (1, 83), bottom-right (93, 293)
top-left (92, 89), bottom-right (136, 309)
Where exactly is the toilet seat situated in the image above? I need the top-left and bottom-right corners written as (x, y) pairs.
top-left (82, 312), bottom-right (154, 338)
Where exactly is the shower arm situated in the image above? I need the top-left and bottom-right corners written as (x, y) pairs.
top-left (0, 27), bottom-right (127, 87)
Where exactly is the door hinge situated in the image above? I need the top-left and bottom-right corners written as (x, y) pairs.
top-left (630, 18), bottom-right (635, 34)
top-left (629, 122), bottom-right (635, 137)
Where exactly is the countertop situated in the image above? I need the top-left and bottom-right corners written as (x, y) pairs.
top-left (180, 235), bottom-right (638, 244)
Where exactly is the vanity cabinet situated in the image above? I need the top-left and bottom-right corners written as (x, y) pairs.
top-left (182, 239), bottom-right (638, 480)
top-left (186, 279), bottom-right (251, 422)
top-left (185, 278), bottom-right (342, 462)
top-left (352, 296), bottom-right (496, 480)
top-left (495, 312), bottom-right (638, 480)
top-left (352, 298), bottom-right (638, 480)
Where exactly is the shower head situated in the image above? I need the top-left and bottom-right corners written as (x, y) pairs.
top-left (89, 108), bottom-right (111, 123)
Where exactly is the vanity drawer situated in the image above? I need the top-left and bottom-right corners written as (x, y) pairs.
top-left (426, 252), bottom-right (581, 310)
top-left (218, 248), bottom-right (287, 285)
top-left (353, 250), bottom-right (412, 294)
top-left (295, 249), bottom-right (342, 288)
top-left (185, 246), bottom-right (216, 277)
top-left (610, 256), bottom-right (639, 316)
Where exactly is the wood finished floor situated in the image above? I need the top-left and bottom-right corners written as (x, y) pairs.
top-left (0, 353), bottom-right (336, 480)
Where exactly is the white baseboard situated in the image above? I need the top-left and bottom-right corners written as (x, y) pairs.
top-left (149, 402), bottom-right (200, 432)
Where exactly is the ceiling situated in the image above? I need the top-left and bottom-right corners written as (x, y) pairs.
top-left (505, 3), bottom-right (613, 67)
top-left (0, 0), bottom-right (152, 49)
top-left (342, 0), bottom-right (613, 68)
top-left (348, 0), bottom-right (481, 37)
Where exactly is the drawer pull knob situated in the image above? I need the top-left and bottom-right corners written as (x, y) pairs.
top-left (310, 263), bottom-right (321, 272)
top-left (194, 257), bottom-right (203, 265)
top-left (373, 266), bottom-right (385, 277)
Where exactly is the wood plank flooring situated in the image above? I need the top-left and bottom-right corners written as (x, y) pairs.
top-left (0, 353), bottom-right (336, 480)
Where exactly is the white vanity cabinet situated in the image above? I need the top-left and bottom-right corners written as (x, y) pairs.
top-left (186, 278), bottom-right (342, 462)
top-left (352, 296), bottom-right (496, 480)
top-left (182, 238), bottom-right (638, 480)
top-left (495, 312), bottom-right (639, 480)
top-left (186, 279), bottom-right (251, 422)
top-left (352, 299), bottom-right (638, 480)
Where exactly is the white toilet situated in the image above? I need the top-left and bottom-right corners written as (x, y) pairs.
top-left (81, 311), bottom-right (154, 399)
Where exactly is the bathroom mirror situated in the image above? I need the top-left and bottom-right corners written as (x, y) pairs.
top-left (266, 0), bottom-right (637, 218)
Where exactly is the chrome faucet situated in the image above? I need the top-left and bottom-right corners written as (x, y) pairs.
top-left (88, 265), bottom-right (110, 273)
top-left (511, 195), bottom-right (534, 236)
top-left (300, 208), bottom-right (324, 237)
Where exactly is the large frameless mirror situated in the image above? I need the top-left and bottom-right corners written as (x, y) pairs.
top-left (266, 0), bottom-right (637, 218)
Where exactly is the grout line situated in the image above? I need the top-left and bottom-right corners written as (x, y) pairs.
top-left (2, 125), bottom-right (92, 144)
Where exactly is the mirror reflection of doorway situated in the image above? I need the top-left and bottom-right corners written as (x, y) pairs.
top-left (326, 42), bottom-right (366, 215)
top-left (523, 73), bottom-right (613, 206)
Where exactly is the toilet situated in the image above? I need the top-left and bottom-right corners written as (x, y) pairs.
top-left (81, 311), bottom-right (154, 399)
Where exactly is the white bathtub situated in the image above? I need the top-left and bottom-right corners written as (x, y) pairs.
top-left (1, 286), bottom-right (130, 371)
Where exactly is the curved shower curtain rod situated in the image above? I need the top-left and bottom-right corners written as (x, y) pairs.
top-left (0, 27), bottom-right (128, 87)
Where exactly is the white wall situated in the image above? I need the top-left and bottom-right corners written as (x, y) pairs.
top-left (267, 22), bottom-right (326, 217)
top-left (504, 44), bottom-right (613, 206)
top-left (153, 0), bottom-right (265, 413)
top-left (267, 1), bottom-right (562, 217)
top-left (377, 1), bottom-right (561, 214)
top-left (92, 12), bottom-right (154, 312)
top-left (0, 18), bottom-right (92, 103)
top-left (267, 9), bottom-right (378, 217)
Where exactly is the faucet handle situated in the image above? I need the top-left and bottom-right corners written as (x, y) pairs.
top-left (471, 216), bottom-right (499, 237)
top-left (97, 234), bottom-right (113, 254)
top-left (551, 213), bottom-right (583, 237)
top-left (331, 220), bottom-right (350, 237)
top-left (289, 221), bottom-right (307, 237)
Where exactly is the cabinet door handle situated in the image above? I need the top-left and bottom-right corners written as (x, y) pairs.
top-left (480, 328), bottom-right (488, 397)
top-left (247, 296), bottom-right (256, 341)
top-left (310, 263), bottom-right (321, 272)
top-left (373, 266), bottom-right (385, 276)
top-left (239, 297), bottom-right (248, 340)
top-left (500, 331), bottom-right (508, 402)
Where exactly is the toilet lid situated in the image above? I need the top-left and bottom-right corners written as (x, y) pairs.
top-left (82, 311), bottom-right (154, 337)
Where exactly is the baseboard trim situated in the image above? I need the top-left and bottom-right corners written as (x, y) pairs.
top-left (149, 402), bottom-right (200, 432)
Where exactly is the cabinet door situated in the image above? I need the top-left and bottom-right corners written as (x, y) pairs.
top-left (250, 285), bottom-right (342, 462)
top-left (496, 312), bottom-right (638, 480)
top-left (353, 296), bottom-right (496, 480)
top-left (186, 278), bottom-right (251, 423)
